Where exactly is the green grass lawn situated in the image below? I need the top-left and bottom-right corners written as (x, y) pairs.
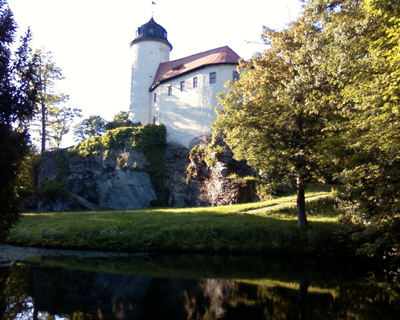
top-left (7, 186), bottom-right (344, 256)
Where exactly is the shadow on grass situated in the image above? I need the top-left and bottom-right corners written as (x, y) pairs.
top-left (9, 196), bottom-right (344, 257)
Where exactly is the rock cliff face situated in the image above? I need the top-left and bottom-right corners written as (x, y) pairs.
top-left (36, 140), bottom-right (258, 212)
top-left (37, 146), bottom-right (158, 212)
top-left (186, 139), bottom-right (259, 207)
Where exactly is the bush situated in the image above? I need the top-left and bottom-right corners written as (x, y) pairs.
top-left (38, 178), bottom-right (69, 201)
top-left (75, 124), bottom-right (166, 155)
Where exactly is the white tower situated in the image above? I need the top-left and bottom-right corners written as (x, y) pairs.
top-left (129, 18), bottom-right (173, 125)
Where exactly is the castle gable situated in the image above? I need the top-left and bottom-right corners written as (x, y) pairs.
top-left (150, 46), bottom-right (240, 90)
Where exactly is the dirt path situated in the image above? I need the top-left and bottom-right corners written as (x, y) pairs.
top-left (245, 193), bottom-right (329, 214)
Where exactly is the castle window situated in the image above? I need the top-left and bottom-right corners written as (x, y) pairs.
top-left (148, 26), bottom-right (155, 35)
top-left (168, 85), bottom-right (172, 96)
top-left (233, 71), bottom-right (239, 82)
top-left (154, 92), bottom-right (157, 102)
top-left (210, 72), bottom-right (217, 84)
top-left (180, 81), bottom-right (185, 91)
top-left (193, 77), bottom-right (198, 88)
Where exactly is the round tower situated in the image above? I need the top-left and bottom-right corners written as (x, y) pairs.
top-left (129, 18), bottom-right (173, 125)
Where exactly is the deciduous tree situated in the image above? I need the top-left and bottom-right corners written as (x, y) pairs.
top-left (105, 111), bottom-right (133, 130)
top-left (322, 0), bottom-right (400, 261)
top-left (46, 106), bottom-right (82, 148)
top-left (73, 115), bottom-right (107, 142)
top-left (214, 16), bottom-right (336, 227)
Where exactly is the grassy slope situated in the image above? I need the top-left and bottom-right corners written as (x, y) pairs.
top-left (7, 186), bottom-right (344, 256)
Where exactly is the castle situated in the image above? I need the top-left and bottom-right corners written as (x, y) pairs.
top-left (128, 18), bottom-right (240, 148)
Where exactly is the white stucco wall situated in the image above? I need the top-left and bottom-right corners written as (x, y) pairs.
top-left (151, 64), bottom-right (237, 148)
top-left (129, 40), bottom-right (170, 124)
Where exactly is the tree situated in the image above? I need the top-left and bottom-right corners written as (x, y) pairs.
top-left (319, 0), bottom-right (400, 260)
top-left (73, 115), bottom-right (107, 142)
top-left (46, 106), bottom-right (82, 148)
top-left (30, 48), bottom-right (69, 153)
top-left (105, 111), bottom-right (133, 130)
top-left (0, 2), bottom-right (37, 240)
top-left (274, 0), bottom-right (400, 261)
top-left (213, 16), bottom-right (336, 227)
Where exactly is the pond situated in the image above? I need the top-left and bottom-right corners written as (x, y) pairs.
top-left (0, 245), bottom-right (400, 320)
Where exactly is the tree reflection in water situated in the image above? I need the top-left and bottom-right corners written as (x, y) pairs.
top-left (0, 257), bottom-right (399, 320)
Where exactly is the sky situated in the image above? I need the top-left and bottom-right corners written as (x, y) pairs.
top-left (7, 0), bottom-right (302, 147)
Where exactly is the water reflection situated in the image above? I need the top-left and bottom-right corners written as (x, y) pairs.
top-left (0, 254), bottom-right (399, 320)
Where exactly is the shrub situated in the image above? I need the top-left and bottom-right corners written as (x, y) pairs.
top-left (75, 124), bottom-right (167, 155)
top-left (38, 178), bottom-right (69, 201)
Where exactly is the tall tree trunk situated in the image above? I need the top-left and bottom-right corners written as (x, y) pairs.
top-left (41, 101), bottom-right (46, 154)
top-left (296, 175), bottom-right (308, 227)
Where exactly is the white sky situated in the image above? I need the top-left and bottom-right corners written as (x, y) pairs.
top-left (8, 0), bottom-right (302, 147)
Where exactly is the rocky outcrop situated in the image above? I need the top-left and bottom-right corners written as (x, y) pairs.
top-left (37, 146), bottom-right (158, 212)
top-left (35, 139), bottom-right (259, 212)
top-left (186, 138), bottom-right (259, 207)
top-left (163, 143), bottom-right (190, 207)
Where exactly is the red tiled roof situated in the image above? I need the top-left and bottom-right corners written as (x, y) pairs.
top-left (150, 46), bottom-right (240, 90)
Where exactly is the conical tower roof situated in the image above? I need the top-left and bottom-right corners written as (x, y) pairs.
top-left (130, 17), bottom-right (172, 50)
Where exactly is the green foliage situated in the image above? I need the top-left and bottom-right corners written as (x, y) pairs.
top-left (30, 48), bottom-right (72, 153)
top-left (35, 149), bottom-right (72, 202)
top-left (73, 115), bottom-right (107, 142)
top-left (105, 111), bottom-right (133, 130)
top-left (0, 4), bottom-right (38, 240)
top-left (75, 124), bottom-right (167, 155)
top-left (75, 136), bottom-right (103, 156)
top-left (16, 147), bottom-right (40, 196)
top-left (53, 148), bottom-right (71, 178)
top-left (255, 180), bottom-right (290, 199)
top-left (213, 14), bottom-right (342, 226)
top-left (100, 126), bottom-right (135, 149)
top-left (188, 138), bottom-right (229, 169)
top-left (207, 0), bottom-right (400, 260)
top-left (46, 106), bottom-right (82, 148)
top-left (300, 0), bottom-right (400, 262)
top-left (130, 124), bottom-right (167, 151)
top-left (0, 126), bottom-right (31, 240)
top-left (38, 178), bottom-right (69, 201)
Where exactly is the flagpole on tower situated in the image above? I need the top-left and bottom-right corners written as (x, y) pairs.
top-left (151, 1), bottom-right (156, 17)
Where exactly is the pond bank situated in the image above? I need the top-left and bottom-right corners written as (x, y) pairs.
top-left (0, 244), bottom-right (142, 263)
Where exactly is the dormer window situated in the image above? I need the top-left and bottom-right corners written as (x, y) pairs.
top-left (172, 64), bottom-right (183, 72)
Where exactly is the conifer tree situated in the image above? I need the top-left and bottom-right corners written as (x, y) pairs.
top-left (30, 48), bottom-right (72, 153)
top-left (0, 2), bottom-right (37, 240)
